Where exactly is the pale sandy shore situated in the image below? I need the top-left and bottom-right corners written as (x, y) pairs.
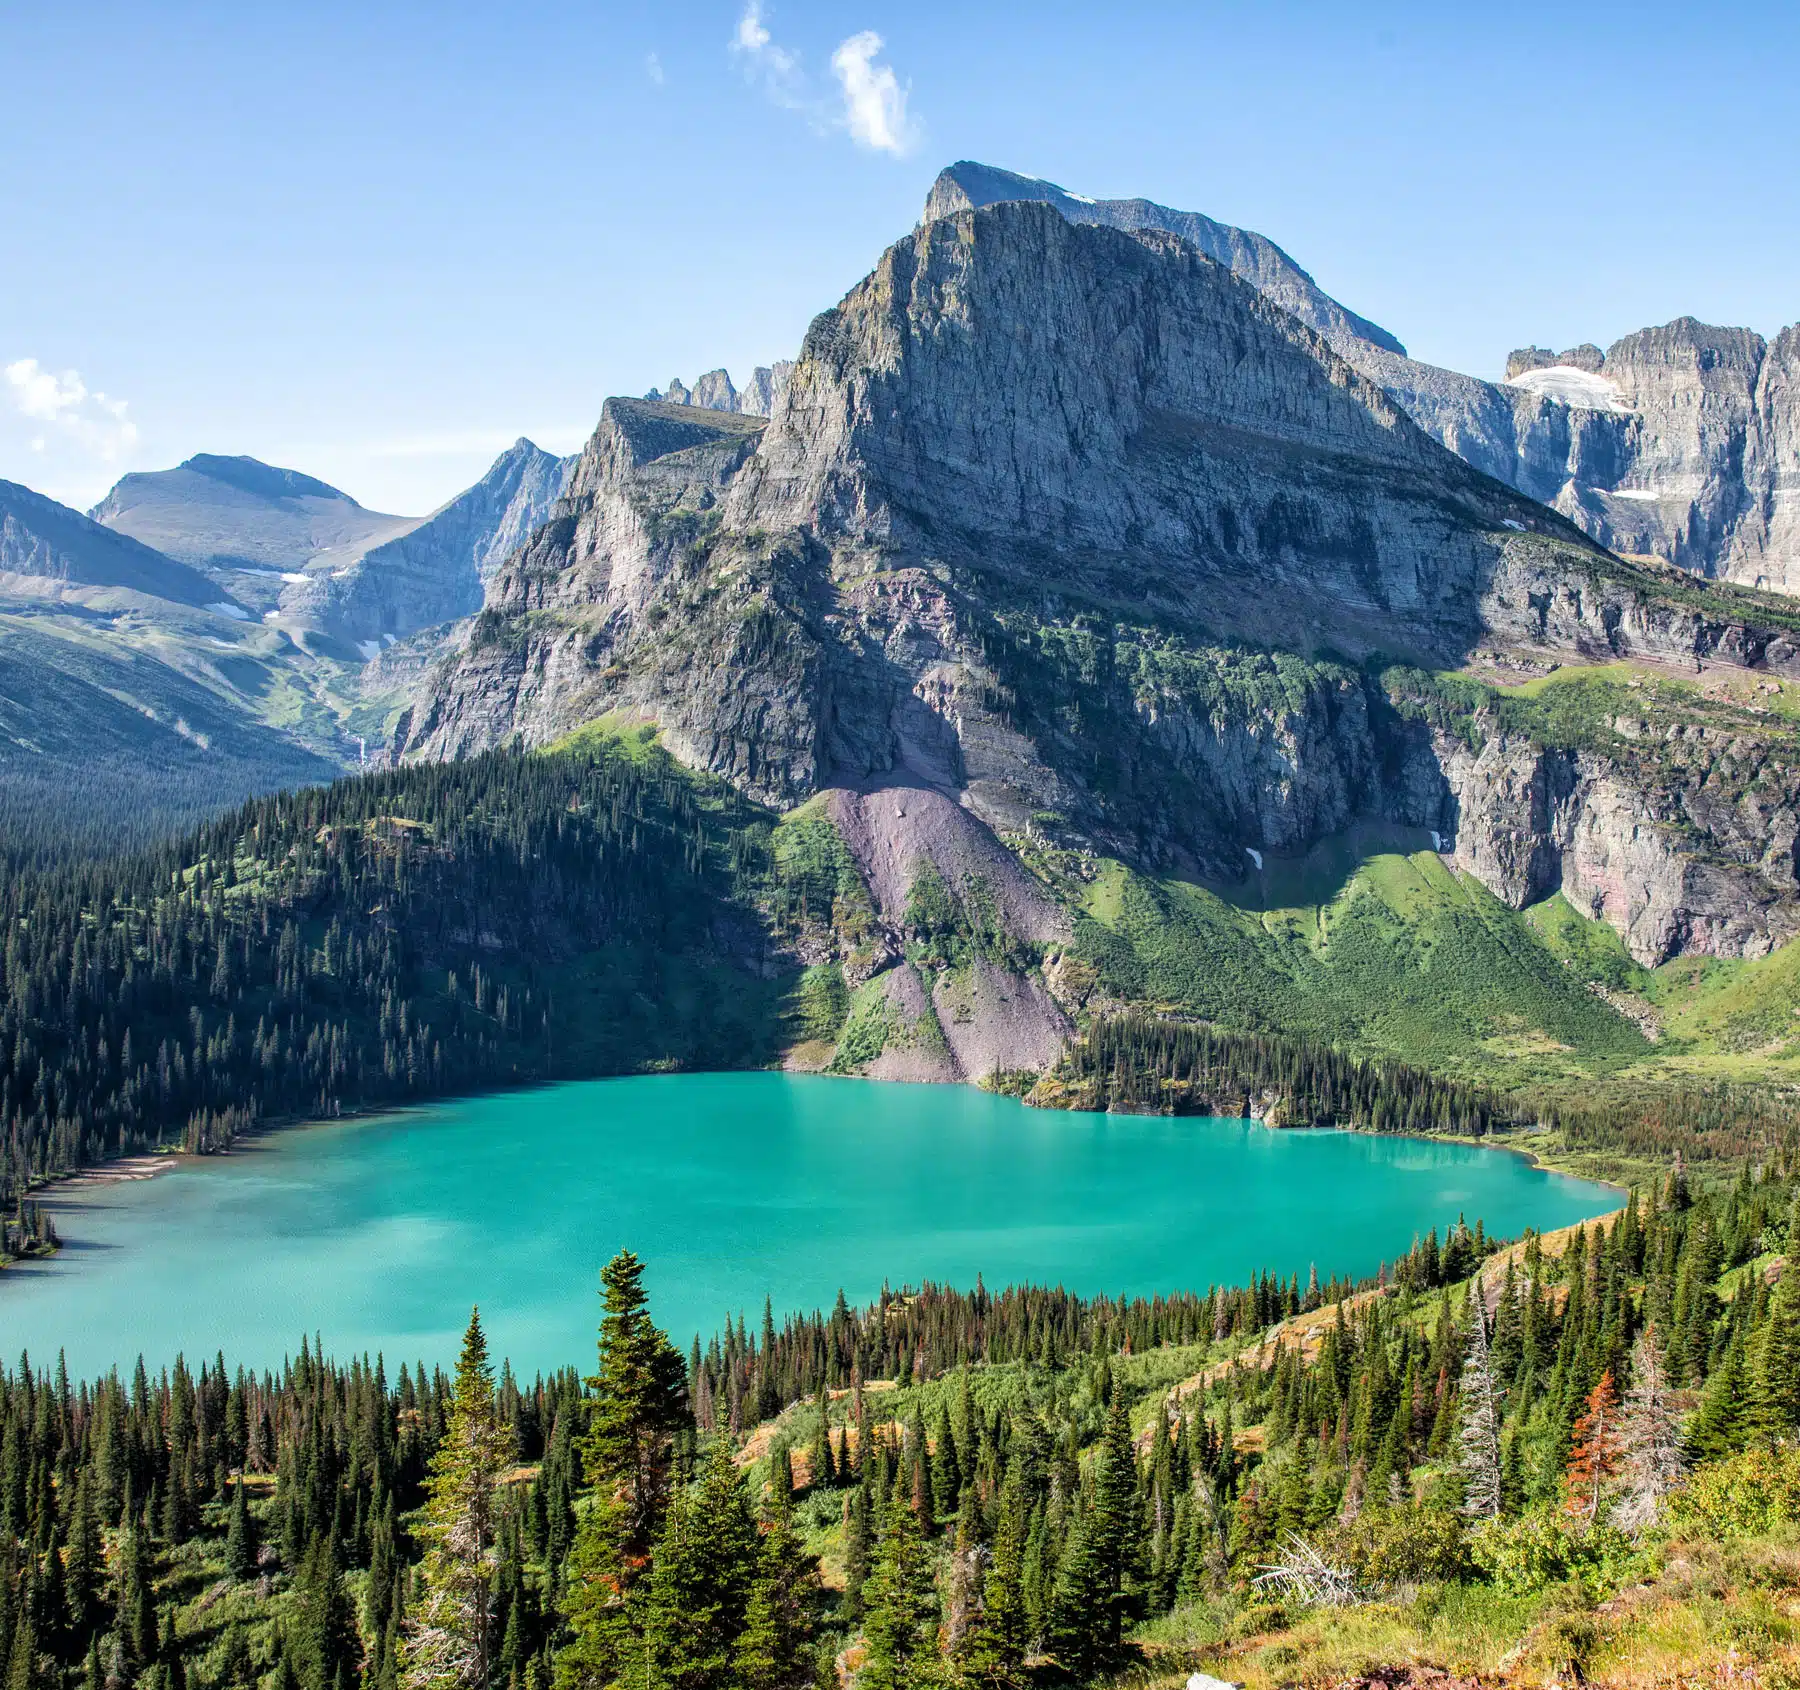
top-left (45, 1154), bottom-right (181, 1192)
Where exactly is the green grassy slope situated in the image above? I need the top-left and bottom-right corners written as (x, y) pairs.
top-left (1042, 832), bottom-right (1800, 1098)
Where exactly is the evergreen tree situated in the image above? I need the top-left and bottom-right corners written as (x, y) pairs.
top-left (404, 1309), bottom-right (512, 1690)
top-left (632, 1439), bottom-right (758, 1690)
top-left (1051, 1388), bottom-right (1142, 1679)
top-left (840, 1478), bottom-right (873, 1625)
top-left (289, 1532), bottom-right (360, 1690)
top-left (1746, 1267), bottom-right (1800, 1445)
top-left (859, 1493), bottom-right (937, 1690)
top-left (964, 1467), bottom-right (1028, 1690)
top-left (735, 1514), bottom-right (818, 1690)
top-left (225, 1477), bottom-right (259, 1583)
top-left (559, 1253), bottom-right (689, 1689)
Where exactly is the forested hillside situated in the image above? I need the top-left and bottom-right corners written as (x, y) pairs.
top-left (0, 737), bottom-right (786, 1202)
top-left (1, 1164), bottom-right (1796, 1686)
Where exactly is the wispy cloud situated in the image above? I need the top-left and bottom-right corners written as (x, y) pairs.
top-left (831, 30), bottom-right (917, 155)
top-left (731, 1), bottom-right (805, 109)
top-left (729, 3), bottom-right (919, 153)
top-left (4, 358), bottom-right (139, 462)
top-left (645, 51), bottom-right (665, 88)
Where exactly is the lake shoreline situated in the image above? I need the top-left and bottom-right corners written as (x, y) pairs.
top-left (9, 1071), bottom-right (1623, 1384)
top-left (25, 1064), bottom-right (1647, 1208)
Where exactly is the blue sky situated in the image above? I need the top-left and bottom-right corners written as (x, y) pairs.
top-left (3, 0), bottom-right (1795, 515)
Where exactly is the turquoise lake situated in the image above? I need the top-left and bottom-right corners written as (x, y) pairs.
top-left (0, 1073), bottom-right (1618, 1378)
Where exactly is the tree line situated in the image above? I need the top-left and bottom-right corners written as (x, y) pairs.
top-left (1052, 1014), bottom-right (1800, 1164)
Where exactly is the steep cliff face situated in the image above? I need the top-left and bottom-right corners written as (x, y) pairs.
top-left (928, 162), bottom-right (1800, 596)
top-left (1343, 321), bottom-right (1798, 591)
top-left (1437, 722), bottom-right (1800, 964)
top-left (401, 200), bottom-right (1800, 967)
top-left (1729, 325), bottom-right (1800, 593)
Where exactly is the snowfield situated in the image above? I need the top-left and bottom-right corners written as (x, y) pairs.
top-left (1505, 365), bottom-right (1632, 412)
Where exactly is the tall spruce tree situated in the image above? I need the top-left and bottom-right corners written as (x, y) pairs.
top-left (631, 1439), bottom-right (758, 1690)
top-left (559, 1253), bottom-right (690, 1690)
top-left (1051, 1388), bottom-right (1143, 1679)
top-left (404, 1308), bottom-right (511, 1690)
top-left (859, 1494), bottom-right (937, 1690)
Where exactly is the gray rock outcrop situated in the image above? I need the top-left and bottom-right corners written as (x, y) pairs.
top-left (400, 199), bottom-right (1800, 965)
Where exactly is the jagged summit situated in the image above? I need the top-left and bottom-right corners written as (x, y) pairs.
top-left (645, 363), bottom-right (795, 418)
top-left (922, 160), bottom-right (1407, 359)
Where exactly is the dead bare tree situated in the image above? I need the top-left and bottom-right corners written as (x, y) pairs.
top-left (1612, 1328), bottom-right (1685, 1534)
top-left (1456, 1288), bottom-right (1505, 1520)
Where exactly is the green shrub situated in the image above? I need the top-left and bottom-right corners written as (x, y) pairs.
top-left (1325, 1502), bottom-right (1468, 1586)
top-left (1467, 1508), bottom-right (1642, 1597)
top-left (1673, 1446), bottom-right (1800, 1538)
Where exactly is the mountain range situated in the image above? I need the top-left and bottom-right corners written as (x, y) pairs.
top-left (3, 159), bottom-right (1798, 1097)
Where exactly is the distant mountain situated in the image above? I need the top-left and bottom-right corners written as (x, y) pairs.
top-left (647, 363), bottom-right (795, 418)
top-left (932, 161), bottom-right (1800, 595)
top-left (283, 438), bottom-right (574, 650)
top-left (1341, 320), bottom-right (1800, 594)
top-left (921, 160), bottom-right (1407, 358)
top-left (91, 452), bottom-right (419, 586)
top-left (0, 478), bottom-right (231, 609)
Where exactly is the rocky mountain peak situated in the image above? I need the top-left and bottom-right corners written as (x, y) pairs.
top-left (920, 159), bottom-right (1407, 359)
top-left (645, 363), bottom-right (795, 419)
top-left (1506, 344), bottom-right (1605, 379)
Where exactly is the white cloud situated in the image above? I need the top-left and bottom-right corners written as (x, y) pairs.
top-left (831, 30), bottom-right (917, 155)
top-left (729, 5), bottom-right (919, 153)
top-left (731, 1), bottom-right (805, 108)
top-left (4, 358), bottom-right (140, 463)
top-left (645, 51), bottom-right (664, 87)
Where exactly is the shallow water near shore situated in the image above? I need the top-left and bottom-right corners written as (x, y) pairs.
top-left (1, 1072), bottom-right (1616, 1377)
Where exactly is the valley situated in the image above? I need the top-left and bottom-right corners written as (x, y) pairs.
top-left (1, 144), bottom-right (1798, 1690)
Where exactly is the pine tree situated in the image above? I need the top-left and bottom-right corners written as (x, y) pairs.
top-left (735, 1513), bottom-right (818, 1690)
top-left (288, 1531), bottom-right (360, 1690)
top-left (559, 1252), bottom-right (690, 1690)
top-left (859, 1494), bottom-right (937, 1690)
top-left (1746, 1266), bottom-right (1800, 1445)
top-left (964, 1466), bottom-right (1028, 1690)
top-left (404, 1308), bottom-right (512, 1689)
top-left (226, 1476), bottom-right (258, 1583)
top-left (1051, 1388), bottom-right (1143, 1679)
top-left (632, 1438), bottom-right (758, 1690)
top-left (841, 1477), bottom-right (873, 1625)
top-left (1455, 1292), bottom-right (1504, 1520)
top-left (66, 1473), bottom-right (101, 1638)
top-left (1685, 1331), bottom-right (1749, 1461)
